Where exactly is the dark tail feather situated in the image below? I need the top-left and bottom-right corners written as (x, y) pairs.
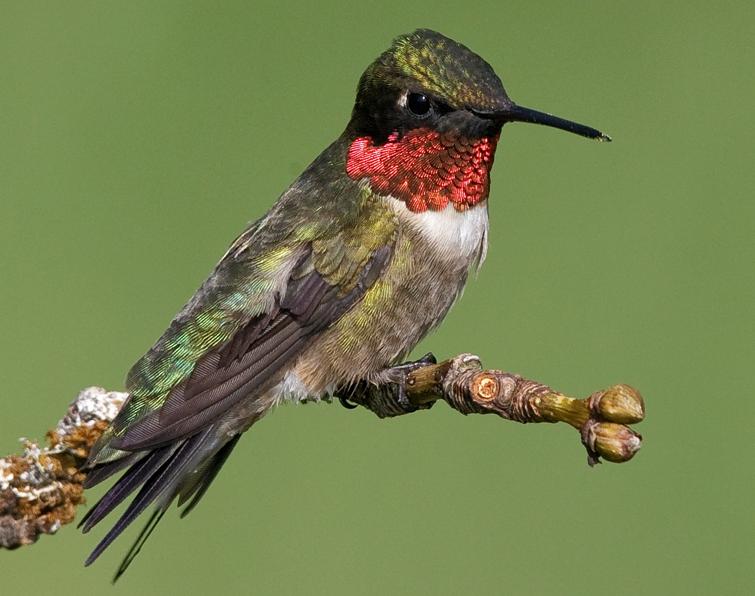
top-left (111, 434), bottom-right (241, 580)
top-left (178, 433), bottom-right (241, 518)
top-left (82, 451), bottom-right (144, 490)
top-left (79, 446), bottom-right (174, 532)
top-left (84, 428), bottom-right (213, 568)
top-left (112, 508), bottom-right (167, 583)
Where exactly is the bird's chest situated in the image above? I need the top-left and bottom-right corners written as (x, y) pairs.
top-left (376, 202), bottom-right (489, 345)
top-left (396, 200), bottom-right (489, 267)
top-left (291, 201), bottom-right (489, 394)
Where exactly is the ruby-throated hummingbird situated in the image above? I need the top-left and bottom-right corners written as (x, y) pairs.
top-left (80, 29), bottom-right (610, 577)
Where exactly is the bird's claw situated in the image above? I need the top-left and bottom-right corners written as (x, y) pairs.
top-left (387, 353), bottom-right (437, 409)
top-left (338, 396), bottom-right (359, 410)
top-left (336, 353), bottom-right (437, 412)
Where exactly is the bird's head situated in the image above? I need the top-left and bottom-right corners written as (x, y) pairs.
top-left (346, 29), bottom-right (609, 213)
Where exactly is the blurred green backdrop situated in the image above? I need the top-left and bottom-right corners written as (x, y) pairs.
top-left (1, 1), bottom-right (752, 594)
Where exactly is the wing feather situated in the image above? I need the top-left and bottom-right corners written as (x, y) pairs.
top-left (108, 244), bottom-right (392, 451)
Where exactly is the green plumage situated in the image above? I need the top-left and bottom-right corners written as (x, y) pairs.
top-left (360, 29), bottom-right (507, 112)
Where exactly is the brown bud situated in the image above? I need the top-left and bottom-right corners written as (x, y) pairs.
top-left (583, 421), bottom-right (642, 464)
top-left (590, 384), bottom-right (645, 424)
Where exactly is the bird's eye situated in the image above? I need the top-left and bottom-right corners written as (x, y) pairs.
top-left (406, 93), bottom-right (432, 117)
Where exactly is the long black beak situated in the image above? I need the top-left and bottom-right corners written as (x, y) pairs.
top-left (476, 103), bottom-right (611, 142)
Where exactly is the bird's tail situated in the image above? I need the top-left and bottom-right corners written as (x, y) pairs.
top-left (80, 427), bottom-right (241, 581)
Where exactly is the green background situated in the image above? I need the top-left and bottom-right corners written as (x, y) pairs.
top-left (1, 1), bottom-right (752, 594)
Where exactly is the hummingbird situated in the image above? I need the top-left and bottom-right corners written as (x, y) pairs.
top-left (80, 28), bottom-right (610, 577)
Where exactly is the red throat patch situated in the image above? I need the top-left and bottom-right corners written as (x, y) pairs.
top-left (346, 129), bottom-right (498, 213)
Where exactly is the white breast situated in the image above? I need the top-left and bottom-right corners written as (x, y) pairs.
top-left (392, 201), bottom-right (489, 269)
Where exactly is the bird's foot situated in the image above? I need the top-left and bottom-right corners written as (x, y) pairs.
top-left (336, 353), bottom-right (438, 416)
top-left (379, 353), bottom-right (438, 410)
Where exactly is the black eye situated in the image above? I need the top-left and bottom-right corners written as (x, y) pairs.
top-left (407, 92), bottom-right (431, 117)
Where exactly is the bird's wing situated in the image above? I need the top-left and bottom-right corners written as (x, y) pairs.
top-left (90, 192), bottom-right (397, 459)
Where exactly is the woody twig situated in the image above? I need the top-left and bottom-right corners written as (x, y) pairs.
top-left (0, 354), bottom-right (644, 550)
top-left (348, 353), bottom-right (644, 465)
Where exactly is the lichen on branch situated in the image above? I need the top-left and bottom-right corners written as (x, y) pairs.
top-left (0, 387), bottom-right (126, 549)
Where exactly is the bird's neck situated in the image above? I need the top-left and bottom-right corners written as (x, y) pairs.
top-left (345, 128), bottom-right (499, 213)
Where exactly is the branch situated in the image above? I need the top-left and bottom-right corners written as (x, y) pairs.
top-left (0, 388), bottom-right (126, 549)
top-left (342, 354), bottom-right (644, 465)
top-left (0, 354), bottom-right (644, 550)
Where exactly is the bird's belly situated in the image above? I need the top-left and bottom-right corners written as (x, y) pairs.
top-left (289, 201), bottom-right (488, 398)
